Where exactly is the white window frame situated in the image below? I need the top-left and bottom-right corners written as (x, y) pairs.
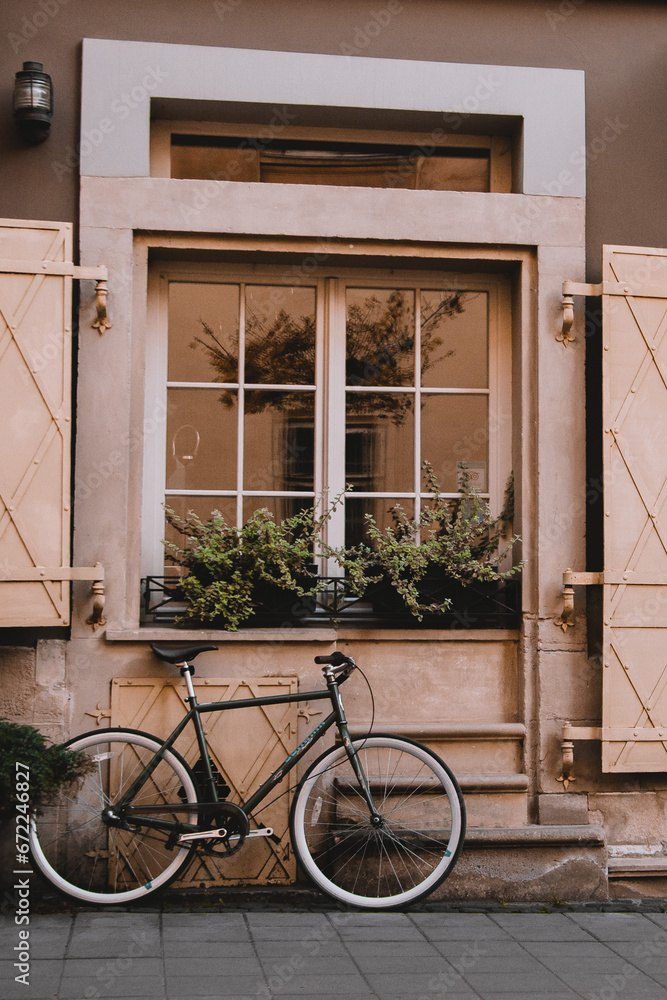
top-left (142, 261), bottom-right (512, 578)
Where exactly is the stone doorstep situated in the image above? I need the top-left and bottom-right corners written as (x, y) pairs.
top-left (433, 824), bottom-right (609, 902)
top-left (464, 824), bottom-right (606, 847)
top-left (608, 856), bottom-right (667, 878)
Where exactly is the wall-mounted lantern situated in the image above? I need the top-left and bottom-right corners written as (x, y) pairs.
top-left (13, 61), bottom-right (53, 144)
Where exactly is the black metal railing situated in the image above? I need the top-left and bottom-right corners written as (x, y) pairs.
top-left (141, 575), bottom-right (521, 630)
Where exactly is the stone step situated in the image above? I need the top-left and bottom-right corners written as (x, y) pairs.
top-left (459, 773), bottom-right (529, 827)
top-left (434, 824), bottom-right (608, 902)
top-left (348, 721), bottom-right (526, 774)
top-left (608, 856), bottom-right (667, 878)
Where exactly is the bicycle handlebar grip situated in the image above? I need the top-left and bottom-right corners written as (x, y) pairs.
top-left (314, 652), bottom-right (349, 666)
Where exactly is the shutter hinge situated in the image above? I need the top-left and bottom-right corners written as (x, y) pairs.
top-left (558, 722), bottom-right (602, 790)
top-left (559, 278), bottom-right (667, 345)
top-left (0, 259), bottom-right (111, 335)
top-left (554, 569), bottom-right (602, 631)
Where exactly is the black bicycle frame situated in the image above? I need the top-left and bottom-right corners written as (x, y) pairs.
top-left (117, 670), bottom-right (375, 835)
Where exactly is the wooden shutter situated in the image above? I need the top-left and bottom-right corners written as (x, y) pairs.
top-left (602, 245), bottom-right (667, 771)
top-left (111, 676), bottom-right (299, 885)
top-left (0, 221), bottom-right (73, 626)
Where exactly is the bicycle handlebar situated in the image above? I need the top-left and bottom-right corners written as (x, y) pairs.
top-left (314, 652), bottom-right (350, 666)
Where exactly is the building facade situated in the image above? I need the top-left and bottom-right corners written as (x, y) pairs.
top-left (1, 0), bottom-right (666, 900)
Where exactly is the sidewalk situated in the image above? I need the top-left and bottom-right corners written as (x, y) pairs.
top-left (3, 906), bottom-right (667, 999)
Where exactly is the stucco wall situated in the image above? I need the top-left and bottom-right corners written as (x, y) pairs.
top-left (0, 0), bottom-right (664, 280)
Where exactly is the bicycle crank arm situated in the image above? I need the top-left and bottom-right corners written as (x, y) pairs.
top-left (177, 826), bottom-right (274, 844)
top-left (230, 827), bottom-right (274, 841)
top-left (178, 827), bottom-right (227, 843)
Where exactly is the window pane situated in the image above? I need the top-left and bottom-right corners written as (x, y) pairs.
top-left (421, 394), bottom-right (488, 493)
top-left (171, 142), bottom-right (259, 182)
top-left (345, 497), bottom-right (415, 549)
top-left (245, 285), bottom-right (316, 385)
top-left (415, 154), bottom-right (489, 192)
top-left (346, 288), bottom-right (415, 386)
top-left (244, 392), bottom-right (315, 492)
top-left (421, 291), bottom-right (488, 388)
top-left (163, 495), bottom-right (237, 569)
top-left (346, 395), bottom-right (414, 493)
top-left (242, 496), bottom-right (314, 528)
top-left (168, 283), bottom-right (239, 382)
top-left (166, 388), bottom-right (237, 491)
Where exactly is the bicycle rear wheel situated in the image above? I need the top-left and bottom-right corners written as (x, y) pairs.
top-left (30, 729), bottom-right (197, 905)
top-left (290, 734), bottom-right (465, 909)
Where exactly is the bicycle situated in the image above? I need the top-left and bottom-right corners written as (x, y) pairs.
top-left (30, 643), bottom-right (466, 910)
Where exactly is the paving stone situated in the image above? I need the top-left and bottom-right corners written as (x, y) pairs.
top-left (162, 925), bottom-right (251, 942)
top-left (489, 913), bottom-right (596, 941)
top-left (351, 953), bottom-right (455, 975)
top-left (162, 912), bottom-right (247, 929)
top-left (246, 912), bottom-right (332, 928)
top-left (254, 939), bottom-right (348, 959)
top-left (336, 924), bottom-right (425, 941)
top-left (475, 993), bottom-right (579, 1000)
top-left (537, 953), bottom-right (640, 974)
top-left (162, 938), bottom-right (256, 958)
top-left (411, 914), bottom-right (513, 940)
top-left (67, 915), bottom-right (161, 958)
top-left (522, 940), bottom-right (623, 958)
top-left (365, 971), bottom-right (472, 993)
top-left (57, 954), bottom-right (163, 977)
top-left (557, 969), bottom-right (667, 996)
top-left (260, 954), bottom-right (360, 977)
top-left (59, 975), bottom-right (165, 998)
top-left (166, 974), bottom-right (266, 995)
top-left (164, 954), bottom-right (263, 976)
top-left (0, 957), bottom-right (63, 999)
top-left (568, 912), bottom-right (667, 941)
top-left (344, 939), bottom-right (441, 957)
top-left (262, 974), bottom-right (370, 995)
top-left (464, 970), bottom-right (571, 993)
top-left (433, 938), bottom-right (528, 958)
top-left (452, 954), bottom-right (550, 974)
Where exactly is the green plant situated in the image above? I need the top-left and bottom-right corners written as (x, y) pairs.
top-left (0, 720), bottom-right (92, 822)
top-left (164, 501), bottom-right (341, 630)
top-left (343, 463), bottom-right (521, 619)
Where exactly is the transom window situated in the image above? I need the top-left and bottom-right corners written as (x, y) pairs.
top-left (142, 265), bottom-right (512, 575)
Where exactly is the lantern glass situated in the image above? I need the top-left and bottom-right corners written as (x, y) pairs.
top-left (14, 77), bottom-right (52, 112)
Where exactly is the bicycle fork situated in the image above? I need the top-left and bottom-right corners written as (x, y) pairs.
top-left (325, 668), bottom-right (383, 826)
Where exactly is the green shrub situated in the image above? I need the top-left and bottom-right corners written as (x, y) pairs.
top-left (164, 501), bottom-right (342, 630)
top-left (343, 463), bottom-right (521, 619)
top-left (0, 720), bottom-right (91, 822)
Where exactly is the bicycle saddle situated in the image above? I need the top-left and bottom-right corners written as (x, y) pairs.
top-left (150, 642), bottom-right (218, 664)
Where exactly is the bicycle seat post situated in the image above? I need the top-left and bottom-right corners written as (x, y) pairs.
top-left (180, 660), bottom-right (197, 705)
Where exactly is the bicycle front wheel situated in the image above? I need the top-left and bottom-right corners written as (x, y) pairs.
top-left (30, 728), bottom-right (198, 905)
top-left (291, 735), bottom-right (465, 909)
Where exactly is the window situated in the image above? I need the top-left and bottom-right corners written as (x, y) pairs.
top-left (142, 264), bottom-right (512, 577)
top-left (151, 122), bottom-right (513, 194)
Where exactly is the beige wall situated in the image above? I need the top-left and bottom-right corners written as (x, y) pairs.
top-left (2, 0), bottom-right (666, 897)
top-left (0, 0), bottom-right (664, 279)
